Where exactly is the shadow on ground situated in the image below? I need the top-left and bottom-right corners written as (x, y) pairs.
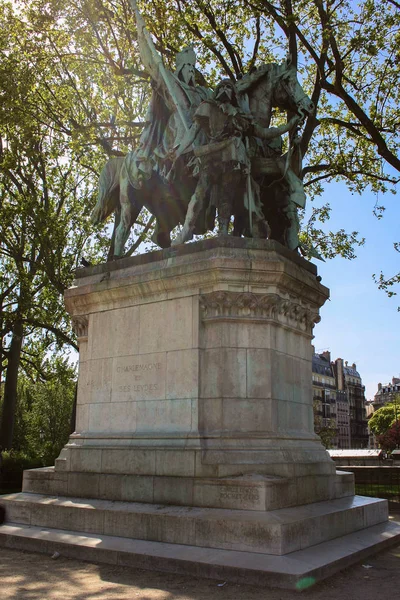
top-left (1, 540), bottom-right (400, 600)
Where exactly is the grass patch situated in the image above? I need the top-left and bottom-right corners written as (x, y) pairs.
top-left (356, 483), bottom-right (400, 498)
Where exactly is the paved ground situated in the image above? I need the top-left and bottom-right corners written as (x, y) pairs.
top-left (1, 539), bottom-right (400, 600)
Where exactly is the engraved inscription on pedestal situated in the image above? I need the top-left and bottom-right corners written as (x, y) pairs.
top-left (219, 487), bottom-right (260, 503)
top-left (111, 353), bottom-right (166, 402)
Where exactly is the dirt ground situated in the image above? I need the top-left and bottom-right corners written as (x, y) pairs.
top-left (1, 540), bottom-right (400, 600)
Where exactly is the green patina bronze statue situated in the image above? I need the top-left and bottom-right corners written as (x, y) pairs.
top-left (91, 1), bottom-right (314, 258)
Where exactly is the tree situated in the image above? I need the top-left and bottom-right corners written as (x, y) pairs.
top-left (0, 1), bottom-right (110, 448)
top-left (118, 1), bottom-right (399, 251)
top-left (368, 399), bottom-right (400, 437)
top-left (377, 422), bottom-right (400, 452)
top-left (7, 358), bottom-right (76, 461)
top-left (0, 357), bottom-right (76, 470)
top-left (0, 94), bottom-right (84, 448)
top-left (7, 0), bottom-right (400, 260)
top-left (20, 360), bottom-right (76, 463)
top-left (315, 421), bottom-right (337, 449)
top-left (313, 398), bottom-right (337, 448)
top-left (373, 243), bottom-right (400, 309)
top-left (1, 0), bottom-right (400, 449)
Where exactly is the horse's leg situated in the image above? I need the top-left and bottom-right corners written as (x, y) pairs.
top-left (114, 164), bottom-right (141, 257)
top-left (154, 220), bottom-right (172, 248)
top-left (283, 200), bottom-right (300, 250)
top-left (218, 171), bottom-right (241, 235)
top-left (107, 206), bottom-right (121, 261)
top-left (172, 173), bottom-right (208, 246)
top-left (218, 203), bottom-right (231, 235)
top-left (233, 174), bottom-right (266, 239)
top-left (233, 213), bottom-right (245, 237)
top-left (152, 197), bottom-right (174, 248)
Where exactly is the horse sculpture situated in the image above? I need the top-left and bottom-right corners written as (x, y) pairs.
top-left (91, 59), bottom-right (314, 258)
top-left (236, 60), bottom-right (314, 249)
top-left (91, 152), bottom-right (202, 257)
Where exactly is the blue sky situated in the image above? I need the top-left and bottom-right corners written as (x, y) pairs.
top-left (309, 183), bottom-right (399, 401)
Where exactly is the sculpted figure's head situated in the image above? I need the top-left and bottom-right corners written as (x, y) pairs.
top-left (214, 79), bottom-right (237, 105)
top-left (175, 46), bottom-right (196, 86)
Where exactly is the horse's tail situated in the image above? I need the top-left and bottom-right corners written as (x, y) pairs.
top-left (91, 157), bottom-right (124, 225)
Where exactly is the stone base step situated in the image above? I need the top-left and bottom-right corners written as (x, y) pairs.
top-left (22, 466), bottom-right (355, 511)
top-left (0, 492), bottom-right (388, 555)
top-left (1, 520), bottom-right (400, 590)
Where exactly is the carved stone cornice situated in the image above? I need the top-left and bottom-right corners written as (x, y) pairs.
top-left (199, 291), bottom-right (320, 333)
top-left (71, 315), bottom-right (89, 342)
top-left (65, 244), bottom-right (329, 317)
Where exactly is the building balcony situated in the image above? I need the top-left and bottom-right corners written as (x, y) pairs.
top-left (312, 381), bottom-right (337, 390)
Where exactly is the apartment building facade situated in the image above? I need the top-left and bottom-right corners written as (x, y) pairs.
top-left (373, 377), bottom-right (400, 409)
top-left (312, 352), bottom-right (368, 448)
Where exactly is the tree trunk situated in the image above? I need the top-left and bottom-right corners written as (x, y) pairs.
top-left (0, 298), bottom-right (3, 407)
top-left (0, 318), bottom-right (23, 449)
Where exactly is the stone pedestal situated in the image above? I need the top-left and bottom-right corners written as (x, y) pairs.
top-left (41, 238), bottom-right (340, 508)
top-left (1, 238), bottom-right (397, 588)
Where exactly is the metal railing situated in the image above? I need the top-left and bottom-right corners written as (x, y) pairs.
top-left (337, 466), bottom-right (400, 502)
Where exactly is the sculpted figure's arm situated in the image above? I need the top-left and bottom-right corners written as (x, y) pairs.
top-left (133, 4), bottom-right (163, 82)
top-left (175, 122), bottom-right (201, 157)
top-left (131, 0), bottom-right (190, 128)
top-left (252, 115), bottom-right (300, 141)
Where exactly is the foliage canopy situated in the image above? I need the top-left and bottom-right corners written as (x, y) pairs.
top-left (368, 399), bottom-right (400, 437)
top-left (377, 422), bottom-right (400, 452)
top-left (1, 0), bottom-right (399, 448)
top-left (3, 0), bottom-right (400, 256)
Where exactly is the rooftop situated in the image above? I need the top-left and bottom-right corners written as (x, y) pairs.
top-left (344, 365), bottom-right (361, 378)
top-left (312, 353), bottom-right (334, 377)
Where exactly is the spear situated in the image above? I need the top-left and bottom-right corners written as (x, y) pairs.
top-left (129, 0), bottom-right (190, 133)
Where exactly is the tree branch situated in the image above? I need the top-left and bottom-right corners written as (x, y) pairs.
top-left (176, 1), bottom-right (235, 79)
top-left (283, 0), bottom-right (297, 67)
top-left (124, 215), bottom-right (156, 257)
top-left (318, 117), bottom-right (366, 138)
top-left (320, 79), bottom-right (400, 172)
top-left (248, 14), bottom-right (261, 72)
top-left (23, 318), bottom-right (78, 351)
top-left (196, 0), bottom-right (243, 75)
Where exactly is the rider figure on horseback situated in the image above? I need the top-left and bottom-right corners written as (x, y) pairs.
top-left (125, 45), bottom-right (210, 191)
top-left (105, 4), bottom-right (212, 254)
top-left (91, 3), bottom-right (315, 258)
top-left (236, 62), bottom-right (310, 250)
top-left (172, 78), bottom-right (300, 245)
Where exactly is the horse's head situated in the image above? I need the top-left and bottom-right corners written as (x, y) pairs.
top-left (272, 61), bottom-right (314, 120)
top-left (235, 60), bottom-right (314, 128)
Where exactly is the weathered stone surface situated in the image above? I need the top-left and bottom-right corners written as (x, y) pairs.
top-left (61, 241), bottom-right (334, 485)
top-left (89, 306), bottom-right (140, 360)
top-left (0, 493), bottom-right (389, 556)
top-left (166, 349), bottom-right (199, 400)
top-left (2, 520), bottom-right (400, 590)
top-left (21, 465), bottom-right (348, 512)
top-left (0, 240), bottom-right (394, 584)
top-left (74, 238), bottom-right (317, 280)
